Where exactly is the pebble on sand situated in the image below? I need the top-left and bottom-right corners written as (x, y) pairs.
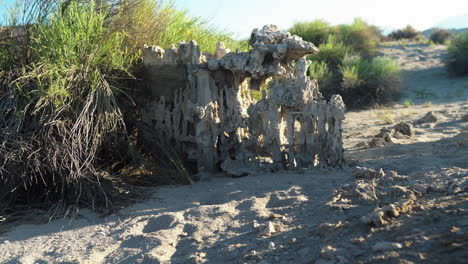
top-left (372, 242), bottom-right (403, 251)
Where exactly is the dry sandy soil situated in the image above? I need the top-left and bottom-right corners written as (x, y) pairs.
top-left (0, 42), bottom-right (467, 264)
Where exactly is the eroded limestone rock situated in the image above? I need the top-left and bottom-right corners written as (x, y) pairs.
top-left (140, 25), bottom-right (345, 175)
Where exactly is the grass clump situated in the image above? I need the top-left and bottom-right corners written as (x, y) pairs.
top-left (388, 25), bottom-right (422, 40)
top-left (403, 99), bottom-right (412, 108)
top-left (378, 108), bottom-right (395, 124)
top-left (310, 35), bottom-right (353, 70)
top-left (308, 60), bottom-right (333, 89)
top-left (289, 19), bottom-right (331, 46)
top-left (447, 33), bottom-right (468, 76)
top-left (157, 9), bottom-right (248, 53)
top-left (291, 18), bottom-right (401, 108)
top-left (338, 56), bottom-right (402, 107)
top-left (429, 28), bottom-right (453, 44)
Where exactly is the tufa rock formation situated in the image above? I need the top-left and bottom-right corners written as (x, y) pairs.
top-left (140, 25), bottom-right (346, 175)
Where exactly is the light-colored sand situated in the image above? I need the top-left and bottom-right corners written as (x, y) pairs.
top-left (0, 42), bottom-right (467, 264)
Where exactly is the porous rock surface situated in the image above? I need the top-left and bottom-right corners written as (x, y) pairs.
top-left (140, 25), bottom-right (345, 174)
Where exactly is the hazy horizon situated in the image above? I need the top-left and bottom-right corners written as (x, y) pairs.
top-left (175, 0), bottom-right (468, 39)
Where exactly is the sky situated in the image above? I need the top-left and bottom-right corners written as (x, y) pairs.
top-left (1, 0), bottom-right (467, 38)
top-left (175, 0), bottom-right (468, 39)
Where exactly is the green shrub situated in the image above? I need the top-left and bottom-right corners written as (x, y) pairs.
top-left (447, 33), bottom-right (468, 76)
top-left (289, 19), bottom-right (331, 45)
top-left (334, 18), bottom-right (381, 57)
top-left (430, 28), bottom-right (453, 44)
top-left (308, 60), bottom-right (333, 91)
top-left (389, 25), bottom-right (422, 40)
top-left (338, 56), bottom-right (402, 107)
top-left (157, 10), bottom-right (247, 53)
top-left (0, 0), bottom-right (137, 212)
top-left (310, 35), bottom-right (353, 70)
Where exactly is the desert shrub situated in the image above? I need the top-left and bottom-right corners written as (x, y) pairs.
top-left (334, 18), bottom-right (382, 57)
top-left (157, 9), bottom-right (247, 53)
top-left (309, 35), bottom-right (353, 70)
top-left (0, 1), bottom-right (137, 212)
top-left (447, 33), bottom-right (468, 76)
top-left (289, 19), bottom-right (331, 46)
top-left (430, 28), bottom-right (454, 44)
top-left (308, 60), bottom-right (334, 93)
top-left (338, 56), bottom-right (402, 106)
top-left (388, 25), bottom-right (422, 40)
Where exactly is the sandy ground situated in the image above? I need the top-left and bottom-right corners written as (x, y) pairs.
top-left (0, 42), bottom-right (467, 264)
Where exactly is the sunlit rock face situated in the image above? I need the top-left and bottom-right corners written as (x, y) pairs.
top-left (140, 25), bottom-right (345, 174)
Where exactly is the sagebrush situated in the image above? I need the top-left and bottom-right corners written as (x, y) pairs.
top-left (430, 28), bottom-right (453, 44)
top-left (447, 33), bottom-right (468, 76)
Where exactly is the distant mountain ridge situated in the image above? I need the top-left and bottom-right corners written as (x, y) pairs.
top-left (422, 27), bottom-right (468, 38)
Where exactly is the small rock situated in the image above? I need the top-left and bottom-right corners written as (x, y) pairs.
top-left (419, 252), bottom-right (428, 260)
top-left (351, 237), bottom-right (365, 244)
top-left (362, 209), bottom-right (388, 226)
top-left (268, 241), bottom-right (276, 249)
top-left (298, 247), bottom-right (310, 257)
top-left (318, 221), bottom-right (346, 235)
top-left (244, 250), bottom-right (259, 261)
top-left (260, 221), bottom-right (276, 237)
top-left (353, 167), bottom-right (385, 179)
top-left (383, 204), bottom-right (400, 217)
top-left (412, 183), bottom-right (427, 194)
top-left (198, 252), bottom-right (206, 258)
top-left (393, 131), bottom-right (408, 139)
top-left (372, 242), bottom-right (403, 251)
top-left (394, 122), bottom-right (415, 137)
top-left (253, 220), bottom-right (260, 229)
top-left (417, 111), bottom-right (438, 124)
top-left (270, 213), bottom-right (283, 219)
top-left (369, 137), bottom-right (387, 148)
top-left (290, 237), bottom-right (297, 244)
top-left (320, 245), bottom-right (337, 259)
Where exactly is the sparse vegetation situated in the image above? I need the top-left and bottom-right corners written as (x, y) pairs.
top-left (388, 25), bottom-right (422, 40)
top-left (403, 99), bottom-right (412, 108)
top-left (334, 18), bottom-right (382, 58)
top-left (338, 56), bottom-right (402, 106)
top-left (289, 19), bottom-right (331, 46)
top-left (447, 33), bottom-right (468, 76)
top-left (429, 28), bottom-right (453, 44)
top-left (291, 19), bottom-right (402, 108)
top-left (378, 108), bottom-right (395, 124)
